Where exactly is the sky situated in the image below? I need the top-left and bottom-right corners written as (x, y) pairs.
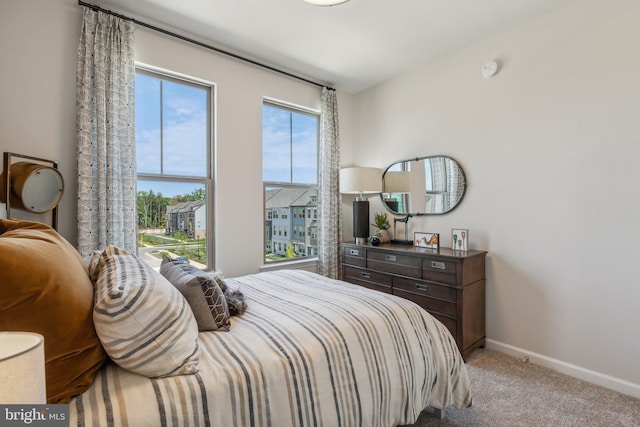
top-left (262, 104), bottom-right (318, 185)
top-left (135, 73), bottom-right (318, 199)
top-left (135, 73), bottom-right (207, 198)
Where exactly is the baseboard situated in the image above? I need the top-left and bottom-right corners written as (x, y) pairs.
top-left (485, 339), bottom-right (640, 399)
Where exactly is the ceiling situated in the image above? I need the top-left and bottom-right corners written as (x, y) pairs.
top-left (93, 0), bottom-right (579, 93)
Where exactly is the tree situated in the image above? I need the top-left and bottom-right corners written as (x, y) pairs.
top-left (137, 190), bottom-right (169, 229)
top-left (173, 188), bottom-right (206, 203)
top-left (285, 243), bottom-right (296, 258)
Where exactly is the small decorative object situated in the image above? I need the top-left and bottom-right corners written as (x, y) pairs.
top-left (451, 228), bottom-right (469, 250)
top-left (370, 235), bottom-right (380, 246)
top-left (391, 214), bottom-right (413, 245)
top-left (371, 212), bottom-right (391, 243)
top-left (415, 232), bottom-right (439, 249)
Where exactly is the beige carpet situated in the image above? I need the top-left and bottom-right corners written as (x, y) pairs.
top-left (404, 349), bottom-right (640, 427)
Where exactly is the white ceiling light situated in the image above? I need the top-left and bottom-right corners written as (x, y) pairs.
top-left (302, 0), bottom-right (351, 6)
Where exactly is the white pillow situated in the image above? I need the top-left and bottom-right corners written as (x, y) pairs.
top-left (91, 246), bottom-right (200, 377)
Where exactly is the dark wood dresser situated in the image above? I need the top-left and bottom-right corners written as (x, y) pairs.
top-left (341, 242), bottom-right (487, 359)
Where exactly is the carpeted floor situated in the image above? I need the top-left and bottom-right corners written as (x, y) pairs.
top-left (404, 349), bottom-right (640, 427)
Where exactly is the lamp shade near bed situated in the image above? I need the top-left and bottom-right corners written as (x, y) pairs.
top-left (340, 167), bottom-right (382, 244)
top-left (0, 332), bottom-right (46, 404)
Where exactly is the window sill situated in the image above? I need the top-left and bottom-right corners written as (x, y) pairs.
top-left (260, 257), bottom-right (318, 274)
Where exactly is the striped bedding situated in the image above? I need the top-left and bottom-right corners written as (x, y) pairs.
top-left (70, 269), bottom-right (471, 427)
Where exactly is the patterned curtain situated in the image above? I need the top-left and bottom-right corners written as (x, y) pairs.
top-left (447, 157), bottom-right (464, 209)
top-left (317, 88), bottom-right (342, 279)
top-left (76, 8), bottom-right (136, 257)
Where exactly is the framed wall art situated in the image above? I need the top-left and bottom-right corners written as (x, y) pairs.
top-left (415, 232), bottom-right (439, 249)
top-left (451, 228), bottom-right (468, 250)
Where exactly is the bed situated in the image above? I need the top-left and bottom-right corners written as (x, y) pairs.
top-left (0, 219), bottom-right (472, 427)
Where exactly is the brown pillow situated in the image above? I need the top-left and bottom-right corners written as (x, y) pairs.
top-left (0, 219), bottom-right (106, 403)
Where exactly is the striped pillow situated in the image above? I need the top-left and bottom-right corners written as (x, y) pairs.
top-left (91, 246), bottom-right (201, 378)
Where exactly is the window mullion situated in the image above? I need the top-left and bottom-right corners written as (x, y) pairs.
top-left (159, 80), bottom-right (164, 174)
top-left (289, 112), bottom-right (293, 183)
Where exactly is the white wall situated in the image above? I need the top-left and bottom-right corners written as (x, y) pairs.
top-left (345, 0), bottom-right (640, 396)
top-left (0, 0), bottom-right (327, 278)
top-left (0, 0), bottom-right (80, 240)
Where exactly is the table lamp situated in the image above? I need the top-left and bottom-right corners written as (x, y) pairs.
top-left (0, 332), bottom-right (46, 404)
top-left (340, 167), bottom-right (382, 244)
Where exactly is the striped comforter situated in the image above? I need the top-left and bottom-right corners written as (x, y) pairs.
top-left (70, 270), bottom-right (471, 427)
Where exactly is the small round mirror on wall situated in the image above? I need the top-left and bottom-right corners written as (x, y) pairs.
top-left (381, 156), bottom-right (466, 215)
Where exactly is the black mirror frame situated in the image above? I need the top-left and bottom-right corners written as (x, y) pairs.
top-left (380, 155), bottom-right (467, 216)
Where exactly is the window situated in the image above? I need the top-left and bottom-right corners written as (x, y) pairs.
top-left (263, 101), bottom-right (319, 263)
top-left (135, 68), bottom-right (213, 269)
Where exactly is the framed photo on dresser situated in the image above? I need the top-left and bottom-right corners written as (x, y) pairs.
top-left (451, 228), bottom-right (468, 250)
top-left (415, 232), bottom-right (439, 249)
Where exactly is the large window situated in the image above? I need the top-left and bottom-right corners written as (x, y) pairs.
top-left (135, 68), bottom-right (213, 269)
top-left (263, 101), bottom-right (319, 263)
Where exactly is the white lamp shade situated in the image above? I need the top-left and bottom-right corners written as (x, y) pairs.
top-left (339, 167), bottom-right (382, 195)
top-left (0, 332), bottom-right (46, 404)
top-left (383, 171), bottom-right (411, 193)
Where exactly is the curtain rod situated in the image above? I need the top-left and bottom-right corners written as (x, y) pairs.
top-left (78, 1), bottom-right (334, 91)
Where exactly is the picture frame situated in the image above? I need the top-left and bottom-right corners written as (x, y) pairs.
top-left (414, 232), bottom-right (439, 249)
top-left (451, 228), bottom-right (469, 251)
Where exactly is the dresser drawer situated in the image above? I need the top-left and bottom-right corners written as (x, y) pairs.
top-left (342, 246), bottom-right (366, 267)
top-left (368, 251), bottom-right (421, 277)
top-left (430, 312), bottom-right (457, 340)
top-left (421, 269), bottom-right (457, 286)
top-left (393, 276), bottom-right (457, 303)
top-left (393, 289), bottom-right (457, 317)
top-left (422, 257), bottom-right (457, 275)
top-left (343, 266), bottom-right (392, 293)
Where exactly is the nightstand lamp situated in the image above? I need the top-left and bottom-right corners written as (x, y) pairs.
top-left (340, 167), bottom-right (382, 245)
top-left (0, 332), bottom-right (46, 404)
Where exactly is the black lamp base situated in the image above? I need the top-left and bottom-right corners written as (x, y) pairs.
top-left (353, 198), bottom-right (369, 245)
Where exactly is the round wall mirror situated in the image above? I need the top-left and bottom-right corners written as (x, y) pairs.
top-left (381, 156), bottom-right (466, 215)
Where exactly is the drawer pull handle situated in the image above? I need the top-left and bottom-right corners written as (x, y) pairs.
top-left (361, 272), bottom-right (371, 279)
top-left (385, 255), bottom-right (397, 262)
top-left (415, 284), bottom-right (428, 292)
top-left (350, 249), bottom-right (359, 256)
top-left (431, 261), bottom-right (446, 270)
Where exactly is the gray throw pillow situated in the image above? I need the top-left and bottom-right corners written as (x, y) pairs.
top-left (160, 259), bottom-right (231, 332)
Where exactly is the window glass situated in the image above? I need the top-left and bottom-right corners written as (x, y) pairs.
top-left (135, 69), bottom-right (212, 269)
top-left (263, 101), bottom-right (319, 263)
top-left (162, 81), bottom-right (208, 177)
top-left (135, 74), bottom-right (161, 174)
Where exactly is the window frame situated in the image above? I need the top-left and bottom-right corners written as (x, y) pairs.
top-left (135, 65), bottom-right (216, 270)
top-left (262, 99), bottom-right (320, 265)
